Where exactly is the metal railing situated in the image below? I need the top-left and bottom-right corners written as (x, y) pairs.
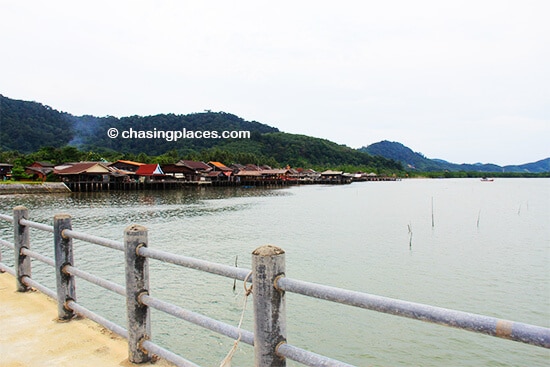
top-left (0, 206), bottom-right (549, 367)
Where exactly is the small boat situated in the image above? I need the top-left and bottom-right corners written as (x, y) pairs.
top-left (480, 177), bottom-right (494, 182)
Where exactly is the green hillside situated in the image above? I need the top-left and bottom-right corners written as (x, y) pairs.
top-left (0, 94), bottom-right (402, 172)
top-left (0, 95), bottom-right (74, 152)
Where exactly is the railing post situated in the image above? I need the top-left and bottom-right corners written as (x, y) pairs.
top-left (54, 214), bottom-right (76, 320)
top-left (252, 245), bottom-right (286, 367)
top-left (124, 224), bottom-right (151, 363)
top-left (13, 206), bottom-right (30, 292)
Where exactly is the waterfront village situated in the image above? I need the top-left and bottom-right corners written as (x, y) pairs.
top-left (0, 160), bottom-right (398, 192)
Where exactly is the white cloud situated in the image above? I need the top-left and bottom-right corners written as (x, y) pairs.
top-left (1, 0), bottom-right (549, 165)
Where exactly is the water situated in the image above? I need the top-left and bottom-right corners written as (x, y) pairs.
top-left (0, 179), bottom-right (549, 366)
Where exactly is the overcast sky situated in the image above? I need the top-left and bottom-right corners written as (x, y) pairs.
top-left (1, 0), bottom-right (548, 165)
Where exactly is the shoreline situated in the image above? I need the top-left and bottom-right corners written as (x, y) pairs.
top-left (1, 177), bottom-right (547, 195)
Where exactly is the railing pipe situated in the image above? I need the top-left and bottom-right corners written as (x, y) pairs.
top-left (276, 277), bottom-right (550, 349)
top-left (252, 245), bottom-right (287, 367)
top-left (0, 214), bottom-right (13, 273)
top-left (137, 246), bottom-right (251, 281)
top-left (63, 228), bottom-right (124, 252)
top-left (0, 213), bottom-right (13, 223)
top-left (140, 294), bottom-right (254, 346)
top-left (13, 206), bottom-right (31, 292)
top-left (66, 299), bottom-right (128, 339)
top-left (53, 214), bottom-right (76, 320)
top-left (141, 340), bottom-right (201, 367)
top-left (64, 264), bottom-right (126, 296)
top-left (0, 238), bottom-right (15, 250)
top-left (21, 247), bottom-right (55, 267)
top-left (0, 238), bottom-right (14, 274)
top-left (124, 224), bottom-right (151, 363)
top-left (19, 218), bottom-right (53, 233)
top-left (21, 275), bottom-right (57, 300)
top-left (277, 343), bottom-right (355, 367)
top-left (0, 262), bottom-right (15, 276)
top-left (0, 240), bottom-right (6, 272)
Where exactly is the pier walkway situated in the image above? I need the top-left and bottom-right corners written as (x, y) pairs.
top-left (2, 206), bottom-right (549, 366)
top-left (0, 273), bottom-right (172, 367)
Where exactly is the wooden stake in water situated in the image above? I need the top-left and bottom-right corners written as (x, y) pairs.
top-left (232, 255), bottom-right (238, 292)
top-left (477, 209), bottom-right (481, 228)
top-left (408, 223), bottom-right (413, 248)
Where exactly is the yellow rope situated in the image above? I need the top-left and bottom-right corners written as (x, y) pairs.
top-left (219, 271), bottom-right (253, 367)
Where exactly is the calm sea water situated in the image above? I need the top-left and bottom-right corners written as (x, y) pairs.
top-left (1, 178), bottom-right (549, 366)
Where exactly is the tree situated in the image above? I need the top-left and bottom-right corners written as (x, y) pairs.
top-left (59, 146), bottom-right (82, 163)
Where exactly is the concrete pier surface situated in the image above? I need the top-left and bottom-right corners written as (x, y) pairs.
top-left (0, 273), bottom-right (173, 367)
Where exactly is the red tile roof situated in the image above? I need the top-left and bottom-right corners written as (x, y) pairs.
top-left (135, 164), bottom-right (165, 176)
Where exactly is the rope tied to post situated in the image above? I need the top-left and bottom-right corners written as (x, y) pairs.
top-left (244, 271), bottom-right (253, 296)
top-left (219, 271), bottom-right (253, 367)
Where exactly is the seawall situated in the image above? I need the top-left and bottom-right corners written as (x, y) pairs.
top-left (0, 182), bottom-right (71, 195)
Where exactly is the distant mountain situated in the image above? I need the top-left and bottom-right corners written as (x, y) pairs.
top-left (0, 94), bottom-right (401, 170)
top-left (501, 159), bottom-right (550, 173)
top-left (360, 141), bottom-right (550, 173)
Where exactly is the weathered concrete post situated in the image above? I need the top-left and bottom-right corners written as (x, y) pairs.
top-left (124, 224), bottom-right (151, 363)
top-left (53, 214), bottom-right (76, 320)
top-left (252, 245), bottom-right (287, 367)
top-left (13, 206), bottom-right (30, 292)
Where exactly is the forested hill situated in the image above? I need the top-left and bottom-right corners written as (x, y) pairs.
top-left (0, 94), bottom-right (279, 154)
top-left (0, 94), bottom-right (402, 171)
top-left (0, 95), bottom-right (74, 151)
top-left (360, 141), bottom-right (550, 173)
